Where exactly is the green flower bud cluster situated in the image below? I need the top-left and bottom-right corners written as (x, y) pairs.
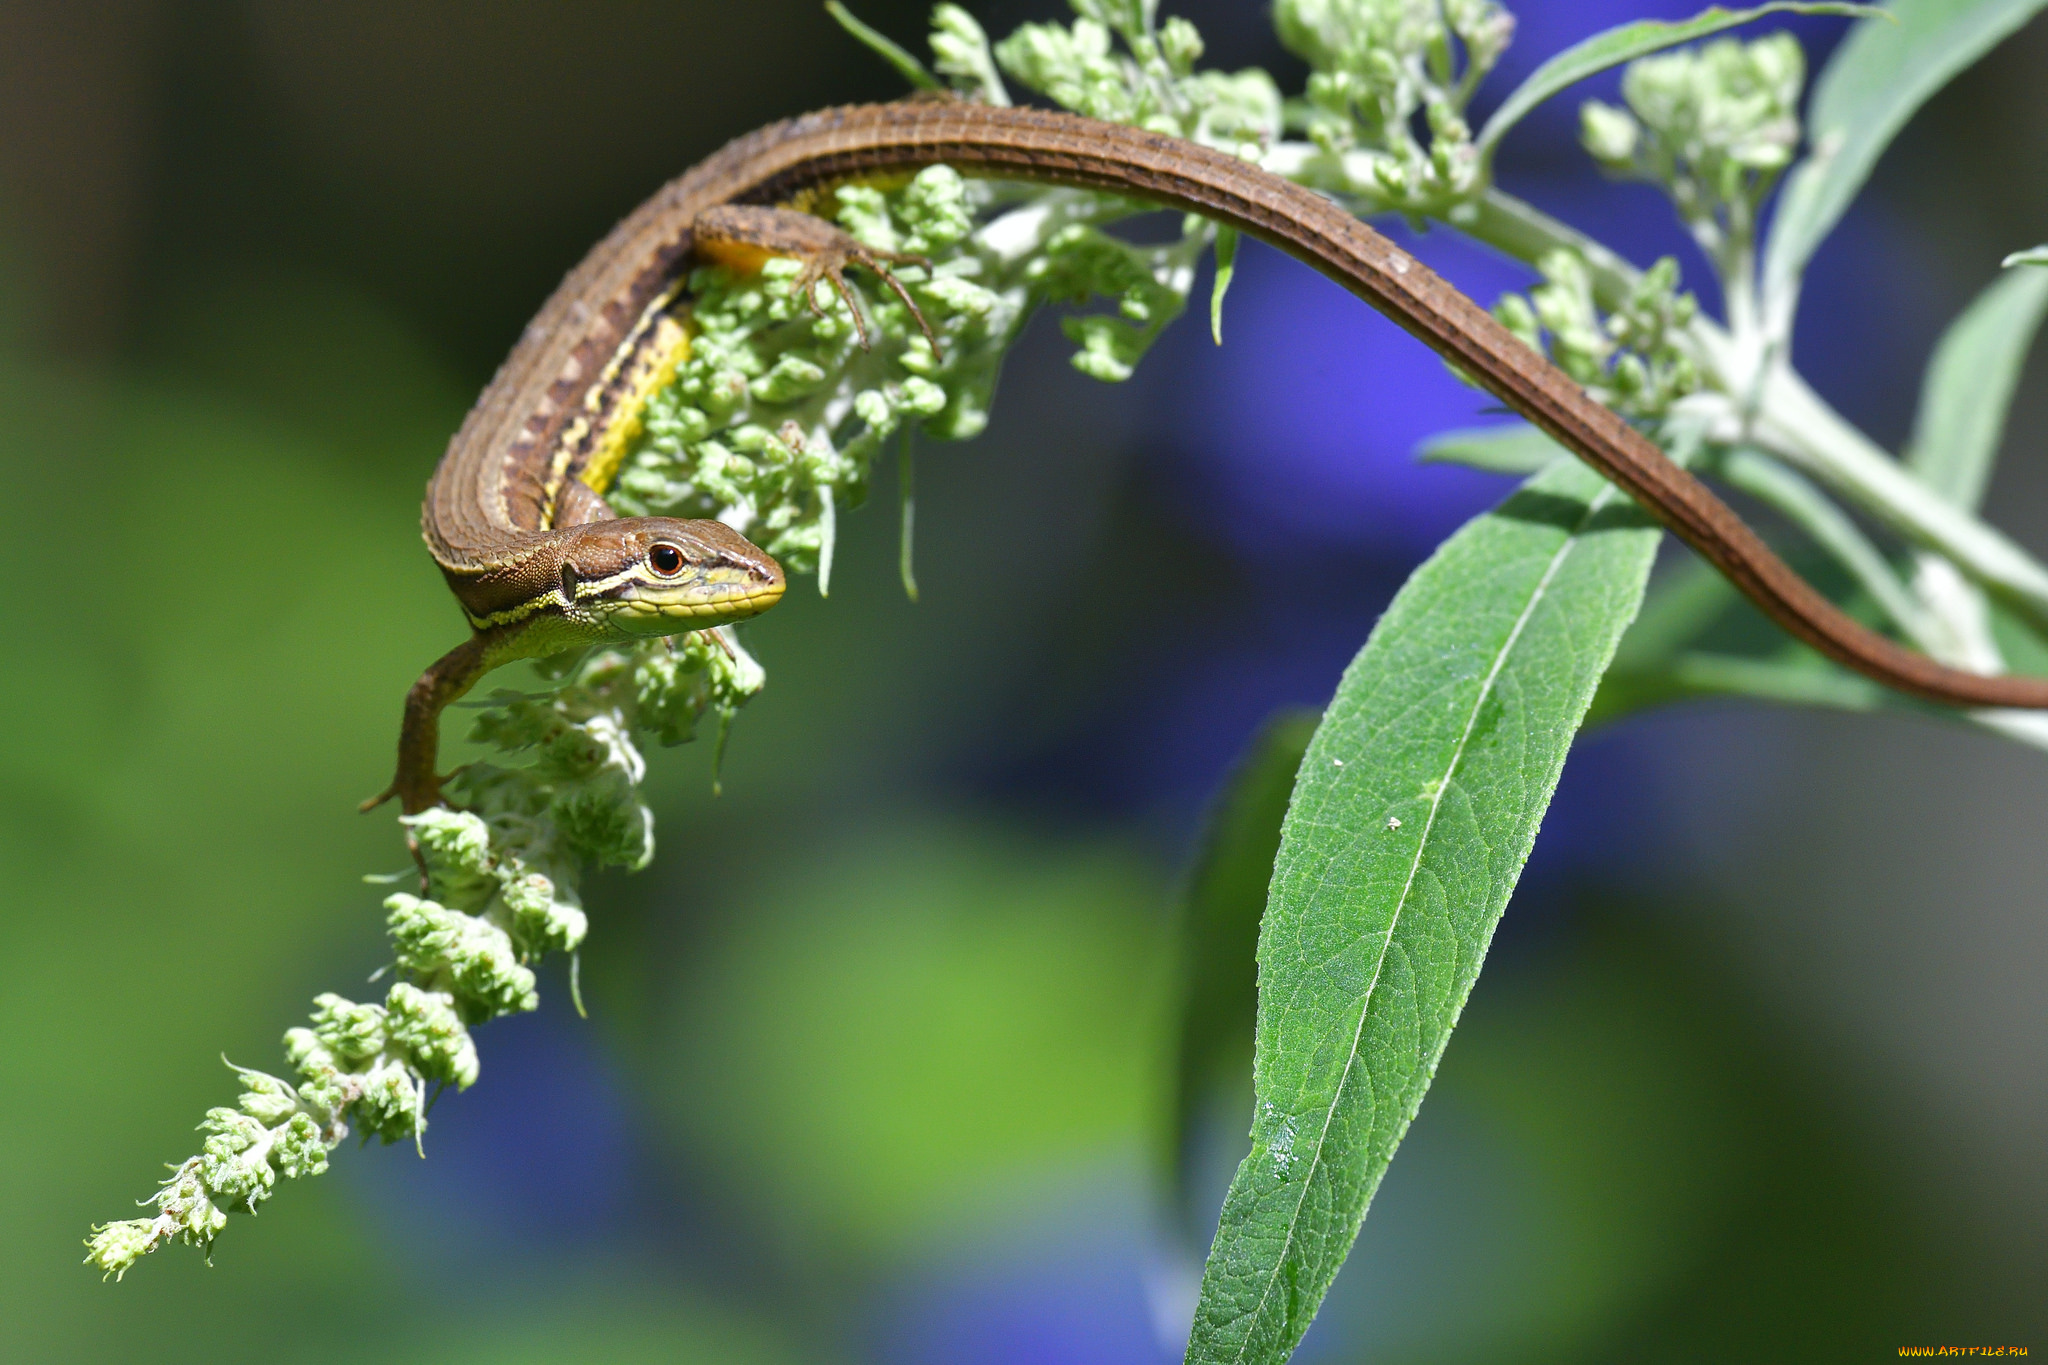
top-left (608, 164), bottom-right (1010, 583)
top-left (459, 627), bottom-right (764, 875)
top-left (1494, 250), bottom-right (1700, 419)
top-left (87, 628), bottom-right (761, 1278)
top-left (1031, 220), bottom-right (1208, 383)
top-left (942, 5), bottom-right (1278, 382)
top-left (85, 795), bottom-right (601, 1279)
top-left (1579, 34), bottom-right (1803, 267)
top-left (930, 5), bottom-right (1010, 105)
top-left (86, 1059), bottom-right (336, 1279)
top-left (1274, 0), bottom-right (1513, 211)
top-left (89, 577), bottom-right (769, 1281)
top-left (989, 1), bottom-right (1283, 157)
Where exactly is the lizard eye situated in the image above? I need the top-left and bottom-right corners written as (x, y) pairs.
top-left (648, 542), bottom-right (686, 577)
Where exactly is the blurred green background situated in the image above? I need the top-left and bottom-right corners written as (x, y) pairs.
top-left (3, 2), bottom-right (2044, 1360)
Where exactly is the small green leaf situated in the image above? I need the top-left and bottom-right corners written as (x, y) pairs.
top-left (1711, 446), bottom-right (1931, 640)
top-left (1415, 422), bottom-right (1567, 475)
top-left (1665, 651), bottom-right (1888, 709)
top-left (816, 482), bottom-right (836, 598)
top-left (1587, 558), bottom-right (1745, 724)
top-left (2005, 245), bottom-right (2048, 268)
top-left (1907, 266), bottom-right (2048, 511)
top-left (825, 1), bottom-right (942, 91)
top-left (1211, 227), bottom-right (1239, 346)
top-left (1990, 596), bottom-right (2048, 674)
top-left (897, 428), bottom-right (919, 602)
top-left (1588, 552), bottom-right (1910, 725)
top-left (1184, 457), bottom-right (1662, 1364)
top-left (1763, 0), bottom-right (2048, 310)
top-left (1602, 646), bottom-right (1891, 719)
top-left (1612, 557), bottom-right (1745, 669)
top-left (1475, 3), bottom-right (1879, 159)
top-left (1169, 708), bottom-right (1319, 1229)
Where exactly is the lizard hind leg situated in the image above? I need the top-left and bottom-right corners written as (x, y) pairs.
top-left (692, 203), bottom-right (942, 359)
top-left (793, 252), bottom-right (875, 350)
top-left (848, 241), bottom-right (944, 360)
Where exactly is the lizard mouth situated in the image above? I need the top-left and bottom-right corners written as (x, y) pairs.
top-left (604, 570), bottom-right (786, 633)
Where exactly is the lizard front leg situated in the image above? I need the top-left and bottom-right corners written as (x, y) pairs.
top-left (362, 624), bottom-right (521, 816)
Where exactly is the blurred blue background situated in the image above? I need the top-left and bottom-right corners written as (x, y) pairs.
top-left (3, 1), bottom-right (2044, 1359)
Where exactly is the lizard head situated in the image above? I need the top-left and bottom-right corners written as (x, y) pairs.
top-left (556, 517), bottom-right (785, 637)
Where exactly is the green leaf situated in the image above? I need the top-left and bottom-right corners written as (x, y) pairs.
top-left (1211, 227), bottom-right (1239, 346)
top-left (1664, 651), bottom-right (1888, 709)
top-left (1990, 595), bottom-right (2048, 674)
top-left (1906, 265), bottom-right (2048, 510)
top-left (1475, 3), bottom-right (1880, 159)
top-left (1415, 422), bottom-right (1568, 475)
top-left (1588, 522), bottom-right (1914, 726)
top-left (897, 428), bottom-right (919, 602)
top-left (2005, 245), bottom-right (2048, 268)
top-left (824, 0), bottom-right (942, 91)
top-left (1611, 557), bottom-right (1745, 668)
top-left (1184, 458), bottom-right (1662, 1364)
top-left (1599, 646), bottom-right (1889, 719)
top-left (1762, 0), bottom-right (2048, 310)
top-left (1169, 708), bottom-right (1320, 1229)
top-left (1711, 446), bottom-right (1931, 641)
